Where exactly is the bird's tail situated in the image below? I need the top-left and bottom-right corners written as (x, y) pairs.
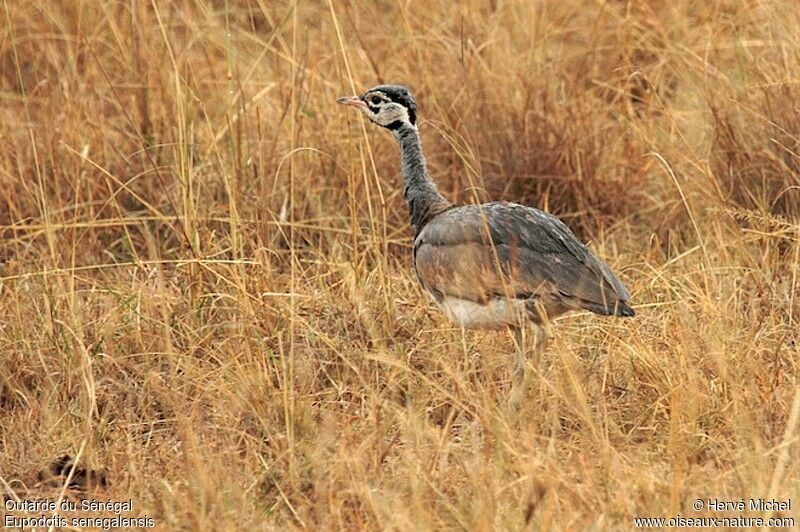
top-left (616, 301), bottom-right (635, 317)
top-left (581, 299), bottom-right (636, 317)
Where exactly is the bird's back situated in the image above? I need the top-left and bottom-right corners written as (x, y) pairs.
top-left (413, 201), bottom-right (633, 329)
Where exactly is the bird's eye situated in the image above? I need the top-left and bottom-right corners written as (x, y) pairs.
top-left (369, 96), bottom-right (382, 105)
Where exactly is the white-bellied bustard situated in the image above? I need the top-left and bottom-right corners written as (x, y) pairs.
top-left (338, 84), bottom-right (635, 405)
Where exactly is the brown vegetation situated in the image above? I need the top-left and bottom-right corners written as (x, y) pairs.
top-left (1, 0), bottom-right (799, 529)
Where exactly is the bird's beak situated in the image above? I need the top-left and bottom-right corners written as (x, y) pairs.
top-left (337, 95), bottom-right (367, 110)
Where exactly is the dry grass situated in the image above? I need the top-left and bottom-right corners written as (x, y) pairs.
top-left (1, 0), bottom-right (799, 529)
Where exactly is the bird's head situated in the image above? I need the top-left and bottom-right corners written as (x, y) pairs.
top-left (337, 84), bottom-right (417, 130)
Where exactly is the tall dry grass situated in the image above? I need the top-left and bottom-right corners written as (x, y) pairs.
top-left (1, 0), bottom-right (799, 529)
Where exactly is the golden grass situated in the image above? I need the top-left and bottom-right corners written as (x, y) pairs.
top-left (1, 0), bottom-right (799, 529)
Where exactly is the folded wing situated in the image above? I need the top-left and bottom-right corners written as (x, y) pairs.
top-left (413, 202), bottom-right (634, 319)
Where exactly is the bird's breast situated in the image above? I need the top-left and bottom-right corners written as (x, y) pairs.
top-left (431, 294), bottom-right (528, 330)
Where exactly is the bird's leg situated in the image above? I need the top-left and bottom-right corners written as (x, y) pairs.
top-left (509, 326), bottom-right (528, 409)
top-left (529, 324), bottom-right (549, 376)
top-left (509, 324), bottom-right (550, 410)
top-left (527, 300), bottom-right (551, 378)
top-left (512, 326), bottom-right (526, 382)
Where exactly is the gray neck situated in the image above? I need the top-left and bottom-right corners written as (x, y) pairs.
top-left (392, 123), bottom-right (451, 233)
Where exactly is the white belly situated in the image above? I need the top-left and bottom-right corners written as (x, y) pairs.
top-left (435, 296), bottom-right (527, 330)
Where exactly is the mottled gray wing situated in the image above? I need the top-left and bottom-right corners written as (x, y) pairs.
top-left (413, 201), bottom-right (634, 317)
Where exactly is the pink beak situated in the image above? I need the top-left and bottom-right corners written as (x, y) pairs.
top-left (337, 95), bottom-right (367, 110)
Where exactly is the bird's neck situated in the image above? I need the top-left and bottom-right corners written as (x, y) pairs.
top-left (392, 123), bottom-right (451, 233)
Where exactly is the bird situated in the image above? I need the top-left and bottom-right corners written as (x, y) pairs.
top-left (337, 84), bottom-right (634, 404)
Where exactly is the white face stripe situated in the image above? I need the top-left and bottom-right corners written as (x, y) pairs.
top-left (362, 91), bottom-right (392, 109)
top-left (364, 90), bottom-right (391, 101)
